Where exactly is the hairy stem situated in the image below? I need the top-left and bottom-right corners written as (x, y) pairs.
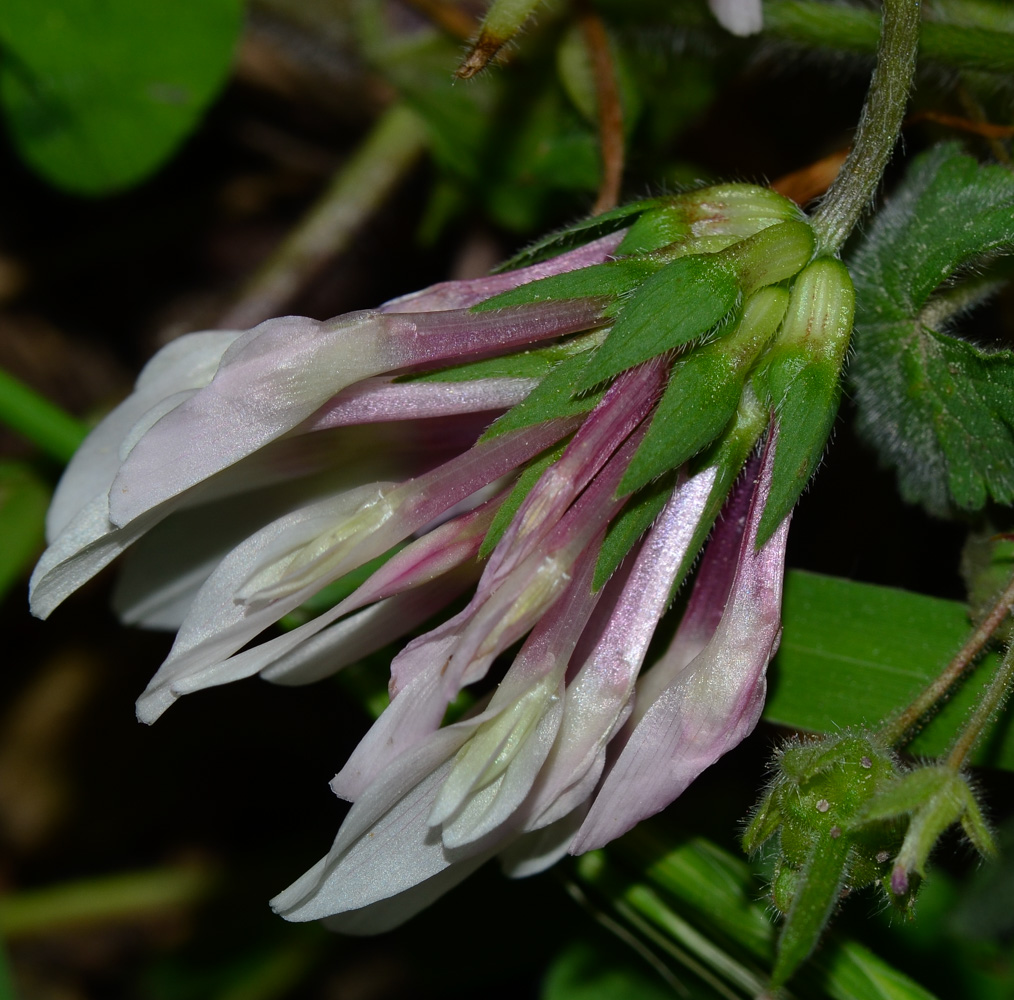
top-left (810, 0), bottom-right (921, 254)
top-left (880, 569), bottom-right (1014, 747)
top-left (947, 641), bottom-right (1014, 768)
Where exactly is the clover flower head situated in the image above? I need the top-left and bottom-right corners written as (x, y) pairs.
top-left (33, 185), bottom-right (852, 930)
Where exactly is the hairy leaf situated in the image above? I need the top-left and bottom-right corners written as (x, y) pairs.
top-left (850, 145), bottom-right (1014, 516)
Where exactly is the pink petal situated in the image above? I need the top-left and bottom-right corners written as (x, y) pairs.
top-left (571, 440), bottom-right (790, 853)
top-left (519, 466), bottom-right (718, 831)
top-left (305, 376), bottom-right (538, 430)
top-left (380, 232), bottom-right (626, 313)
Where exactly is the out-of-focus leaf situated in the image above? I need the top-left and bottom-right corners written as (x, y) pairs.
top-left (0, 0), bottom-right (241, 194)
top-left (850, 144), bottom-right (1014, 516)
top-left (0, 460), bottom-right (49, 602)
top-left (541, 940), bottom-right (673, 1000)
top-left (816, 940), bottom-right (938, 1000)
top-left (768, 571), bottom-right (1013, 768)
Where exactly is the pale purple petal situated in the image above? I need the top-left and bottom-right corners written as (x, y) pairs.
top-left (630, 455), bottom-right (759, 714)
top-left (110, 303), bottom-right (605, 527)
top-left (30, 496), bottom-right (160, 620)
top-left (483, 362), bottom-right (665, 588)
top-left (33, 424), bottom-right (395, 621)
top-left (261, 574), bottom-right (476, 686)
top-left (207, 502), bottom-right (496, 685)
top-left (571, 444), bottom-right (790, 854)
top-left (500, 807), bottom-right (589, 879)
top-left (380, 232), bottom-right (626, 313)
top-left (430, 543), bottom-right (604, 847)
top-left (331, 650), bottom-right (457, 801)
top-left (274, 705), bottom-right (517, 924)
top-left (305, 376), bottom-right (537, 430)
top-left (519, 467), bottom-right (717, 831)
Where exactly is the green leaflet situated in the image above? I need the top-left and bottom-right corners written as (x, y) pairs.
top-left (849, 144), bottom-right (1014, 516)
top-left (768, 571), bottom-right (1013, 770)
top-left (0, 0), bottom-right (241, 194)
top-left (576, 254), bottom-right (740, 389)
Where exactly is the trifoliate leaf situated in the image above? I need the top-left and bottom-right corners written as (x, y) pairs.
top-left (576, 254), bottom-right (740, 389)
top-left (0, 0), bottom-right (241, 194)
top-left (850, 144), bottom-right (1014, 516)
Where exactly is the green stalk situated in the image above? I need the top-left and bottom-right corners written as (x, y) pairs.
top-left (947, 641), bottom-right (1014, 769)
top-left (764, 1), bottom-right (1014, 74)
top-left (880, 569), bottom-right (1014, 747)
top-left (810, 0), bottom-right (921, 254)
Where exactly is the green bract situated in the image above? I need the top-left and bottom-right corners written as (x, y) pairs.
top-left (743, 730), bottom-right (908, 988)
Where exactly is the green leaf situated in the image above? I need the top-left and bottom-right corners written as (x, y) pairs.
top-left (577, 254), bottom-right (740, 389)
top-left (0, 0), bottom-right (241, 195)
top-left (0, 460), bottom-right (49, 602)
top-left (541, 940), bottom-right (673, 1000)
top-left (767, 571), bottom-right (1014, 769)
top-left (816, 940), bottom-right (940, 1000)
top-left (0, 367), bottom-right (87, 463)
top-left (850, 144), bottom-right (1014, 516)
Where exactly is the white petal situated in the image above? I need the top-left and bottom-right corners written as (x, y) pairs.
top-left (500, 806), bottom-right (588, 878)
top-left (30, 495), bottom-right (154, 620)
top-left (46, 331), bottom-right (240, 540)
top-left (108, 314), bottom-right (395, 527)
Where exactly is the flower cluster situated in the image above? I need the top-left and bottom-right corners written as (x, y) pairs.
top-left (31, 185), bottom-right (853, 931)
